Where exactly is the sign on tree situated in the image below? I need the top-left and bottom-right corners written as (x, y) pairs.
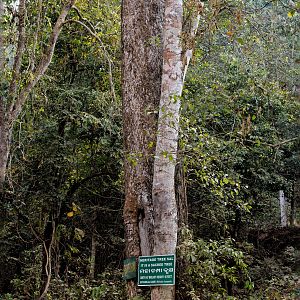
top-left (138, 255), bottom-right (175, 286)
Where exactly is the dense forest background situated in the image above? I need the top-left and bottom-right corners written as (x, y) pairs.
top-left (0, 0), bottom-right (299, 299)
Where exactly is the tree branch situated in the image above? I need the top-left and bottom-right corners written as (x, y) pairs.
top-left (72, 5), bottom-right (95, 33)
top-left (7, 0), bottom-right (76, 125)
top-left (66, 172), bottom-right (110, 200)
top-left (244, 137), bottom-right (298, 148)
top-left (182, 1), bottom-right (204, 84)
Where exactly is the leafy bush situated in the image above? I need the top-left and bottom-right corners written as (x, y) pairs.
top-left (177, 229), bottom-right (253, 300)
top-left (45, 268), bottom-right (127, 300)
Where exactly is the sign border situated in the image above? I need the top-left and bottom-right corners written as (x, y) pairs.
top-left (138, 254), bottom-right (176, 287)
top-left (123, 256), bottom-right (137, 280)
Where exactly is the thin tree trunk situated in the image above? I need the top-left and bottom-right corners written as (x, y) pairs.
top-left (39, 221), bottom-right (55, 300)
top-left (122, 0), bottom-right (164, 297)
top-left (152, 1), bottom-right (183, 299)
top-left (292, 177), bottom-right (300, 225)
top-left (279, 190), bottom-right (287, 227)
top-left (0, 118), bottom-right (11, 193)
top-left (89, 229), bottom-right (97, 280)
top-left (290, 181), bottom-right (296, 226)
top-left (176, 162), bottom-right (188, 231)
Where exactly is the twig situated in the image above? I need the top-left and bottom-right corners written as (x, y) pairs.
top-left (244, 137), bottom-right (298, 148)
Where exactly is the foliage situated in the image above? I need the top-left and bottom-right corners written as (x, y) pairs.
top-left (248, 246), bottom-right (300, 300)
top-left (180, 0), bottom-right (300, 237)
top-left (1, 268), bottom-right (127, 300)
top-left (177, 229), bottom-right (253, 299)
top-left (0, 0), bottom-right (299, 299)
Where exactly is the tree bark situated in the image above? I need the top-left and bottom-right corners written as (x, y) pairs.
top-left (151, 1), bottom-right (183, 299)
top-left (121, 0), bottom-right (164, 297)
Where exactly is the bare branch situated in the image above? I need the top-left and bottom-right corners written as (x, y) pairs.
top-left (72, 5), bottom-right (95, 32)
top-left (7, 0), bottom-right (76, 125)
top-left (272, 137), bottom-right (298, 148)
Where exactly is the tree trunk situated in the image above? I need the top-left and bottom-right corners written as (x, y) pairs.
top-left (89, 229), bottom-right (97, 280)
top-left (39, 221), bottom-right (55, 300)
top-left (176, 162), bottom-right (188, 230)
top-left (121, 1), bottom-right (201, 298)
top-left (151, 1), bottom-right (183, 299)
top-left (0, 117), bottom-right (11, 193)
top-left (279, 190), bottom-right (287, 227)
top-left (121, 0), bottom-right (164, 297)
top-left (292, 178), bottom-right (300, 225)
top-left (290, 181), bottom-right (296, 226)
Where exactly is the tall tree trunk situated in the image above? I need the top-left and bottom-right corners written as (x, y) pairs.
top-left (121, 0), bottom-right (164, 297)
top-left (122, 1), bottom-right (202, 298)
top-left (151, 1), bottom-right (183, 299)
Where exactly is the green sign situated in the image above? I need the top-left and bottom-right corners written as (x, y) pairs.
top-left (138, 254), bottom-right (175, 286)
top-left (123, 257), bottom-right (137, 280)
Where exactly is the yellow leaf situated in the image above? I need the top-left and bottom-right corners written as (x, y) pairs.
top-left (67, 211), bottom-right (74, 218)
top-left (72, 203), bottom-right (78, 212)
